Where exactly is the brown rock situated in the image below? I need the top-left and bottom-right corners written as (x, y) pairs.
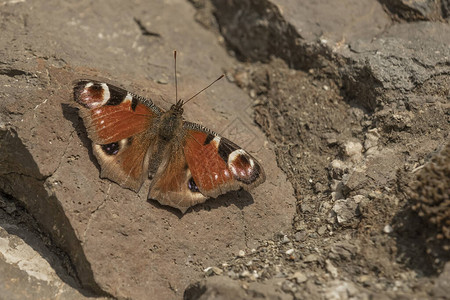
top-left (0, 1), bottom-right (296, 299)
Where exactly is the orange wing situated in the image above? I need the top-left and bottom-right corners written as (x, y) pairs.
top-left (147, 122), bottom-right (265, 213)
top-left (73, 80), bottom-right (160, 191)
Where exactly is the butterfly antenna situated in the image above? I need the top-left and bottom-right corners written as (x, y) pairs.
top-left (174, 50), bottom-right (178, 104)
top-left (183, 74), bottom-right (224, 105)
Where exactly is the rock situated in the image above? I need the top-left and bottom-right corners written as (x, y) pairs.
top-left (285, 248), bottom-right (295, 255)
top-left (343, 141), bottom-right (363, 162)
top-left (325, 260), bottom-right (339, 278)
top-left (383, 225), bottom-right (394, 234)
top-left (364, 129), bottom-right (380, 155)
top-left (329, 242), bottom-right (357, 261)
top-left (186, 276), bottom-right (292, 300)
top-left (281, 235), bottom-right (290, 244)
top-left (323, 280), bottom-right (364, 300)
top-left (184, 276), bottom-right (248, 300)
top-left (431, 262), bottom-right (450, 298)
top-left (291, 271), bottom-right (308, 284)
top-left (204, 267), bottom-right (223, 276)
top-left (304, 254), bottom-right (320, 263)
top-left (317, 225), bottom-right (327, 236)
top-left (0, 197), bottom-right (97, 300)
top-left (379, 0), bottom-right (445, 21)
top-left (281, 280), bottom-right (298, 293)
top-left (294, 231), bottom-right (307, 242)
top-left (0, 1), bottom-right (296, 299)
top-left (331, 198), bottom-right (361, 227)
top-left (330, 160), bottom-right (349, 180)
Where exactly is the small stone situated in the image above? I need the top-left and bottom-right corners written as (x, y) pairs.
top-left (383, 224), bottom-right (393, 234)
top-left (225, 72), bottom-right (235, 83)
top-left (291, 271), bottom-right (307, 284)
top-left (156, 76), bottom-right (169, 84)
top-left (234, 71), bottom-right (249, 87)
top-left (295, 231), bottom-right (307, 242)
top-left (285, 248), bottom-right (295, 255)
top-left (332, 198), bottom-right (360, 226)
top-left (358, 275), bottom-right (372, 286)
top-left (343, 141), bottom-right (363, 162)
top-left (317, 225), bottom-right (327, 235)
top-left (227, 270), bottom-right (238, 279)
top-left (282, 235), bottom-right (290, 244)
top-left (304, 254), bottom-right (320, 263)
top-left (240, 270), bottom-right (251, 278)
top-left (282, 280), bottom-right (298, 293)
top-left (323, 85), bottom-right (330, 91)
top-left (237, 250), bottom-right (245, 257)
top-left (325, 259), bottom-right (338, 278)
top-left (203, 266), bottom-right (223, 276)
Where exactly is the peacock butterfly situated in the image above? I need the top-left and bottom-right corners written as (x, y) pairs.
top-left (73, 52), bottom-right (265, 213)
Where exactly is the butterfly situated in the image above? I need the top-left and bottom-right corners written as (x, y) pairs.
top-left (73, 54), bottom-right (265, 213)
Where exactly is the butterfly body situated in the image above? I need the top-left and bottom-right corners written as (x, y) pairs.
top-left (73, 79), bottom-right (265, 213)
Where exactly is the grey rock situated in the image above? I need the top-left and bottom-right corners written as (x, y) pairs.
top-left (331, 198), bottom-right (361, 227)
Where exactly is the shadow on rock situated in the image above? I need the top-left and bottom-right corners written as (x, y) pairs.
top-left (0, 127), bottom-right (108, 297)
top-left (148, 189), bottom-right (254, 217)
top-left (61, 103), bottom-right (101, 173)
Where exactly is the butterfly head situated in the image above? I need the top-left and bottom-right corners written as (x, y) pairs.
top-left (170, 99), bottom-right (185, 116)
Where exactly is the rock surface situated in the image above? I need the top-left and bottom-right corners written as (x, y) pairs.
top-left (0, 0), bottom-right (295, 299)
top-left (1, 0), bottom-right (449, 299)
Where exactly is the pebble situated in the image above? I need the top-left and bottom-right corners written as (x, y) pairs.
top-left (285, 248), bottom-right (295, 255)
top-left (237, 250), bottom-right (246, 257)
top-left (317, 225), bottom-right (327, 236)
top-left (332, 198), bottom-right (360, 225)
top-left (344, 141), bottom-right (363, 161)
top-left (203, 266), bottom-right (223, 276)
top-left (156, 76), bottom-right (169, 84)
top-left (282, 280), bottom-right (298, 293)
top-left (325, 260), bottom-right (338, 278)
top-left (291, 271), bottom-right (308, 283)
top-left (383, 225), bottom-right (393, 234)
top-left (240, 270), bottom-right (251, 278)
top-left (304, 254), bottom-right (320, 263)
top-left (282, 235), bottom-right (290, 244)
top-left (295, 231), bottom-right (307, 242)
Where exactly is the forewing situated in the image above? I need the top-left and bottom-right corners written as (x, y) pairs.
top-left (183, 122), bottom-right (265, 198)
top-left (73, 80), bottom-right (160, 191)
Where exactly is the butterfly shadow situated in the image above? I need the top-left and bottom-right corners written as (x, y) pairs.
top-left (147, 189), bottom-right (255, 218)
top-left (61, 103), bottom-right (102, 172)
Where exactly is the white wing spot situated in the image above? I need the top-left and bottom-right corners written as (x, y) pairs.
top-left (124, 93), bottom-right (133, 104)
top-left (211, 136), bottom-right (221, 149)
top-left (228, 149), bottom-right (249, 177)
top-left (100, 83), bottom-right (110, 103)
